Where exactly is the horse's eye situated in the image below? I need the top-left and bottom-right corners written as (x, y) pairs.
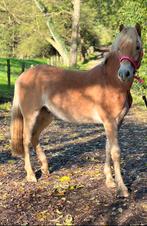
top-left (136, 45), bottom-right (140, 50)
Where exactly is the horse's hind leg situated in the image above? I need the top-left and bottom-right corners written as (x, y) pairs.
top-left (23, 112), bottom-right (39, 182)
top-left (31, 107), bottom-right (53, 177)
top-left (104, 120), bottom-right (129, 197)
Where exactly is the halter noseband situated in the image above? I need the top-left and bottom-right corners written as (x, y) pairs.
top-left (119, 56), bottom-right (140, 70)
top-left (119, 50), bottom-right (143, 71)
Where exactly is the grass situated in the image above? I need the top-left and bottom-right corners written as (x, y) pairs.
top-left (0, 58), bottom-right (47, 99)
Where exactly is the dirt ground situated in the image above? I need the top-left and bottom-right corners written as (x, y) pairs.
top-left (0, 105), bottom-right (146, 225)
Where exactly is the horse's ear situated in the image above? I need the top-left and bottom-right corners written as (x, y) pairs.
top-left (135, 23), bottom-right (141, 37)
top-left (119, 24), bottom-right (124, 32)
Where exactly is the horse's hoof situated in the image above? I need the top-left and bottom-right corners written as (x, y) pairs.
top-left (122, 189), bottom-right (129, 197)
top-left (106, 179), bottom-right (116, 188)
top-left (26, 175), bottom-right (37, 182)
top-left (117, 188), bottom-right (129, 198)
top-left (41, 172), bottom-right (50, 180)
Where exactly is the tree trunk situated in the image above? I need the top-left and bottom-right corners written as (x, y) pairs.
top-left (34, 0), bottom-right (69, 65)
top-left (70, 0), bottom-right (80, 66)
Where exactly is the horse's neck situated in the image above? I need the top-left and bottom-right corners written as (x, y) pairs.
top-left (88, 62), bottom-right (132, 93)
top-left (87, 63), bottom-right (104, 80)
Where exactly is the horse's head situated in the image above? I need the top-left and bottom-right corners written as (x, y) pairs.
top-left (112, 23), bottom-right (143, 82)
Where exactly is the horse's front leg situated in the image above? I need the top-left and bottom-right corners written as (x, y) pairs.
top-left (104, 121), bottom-right (129, 197)
top-left (104, 139), bottom-right (116, 188)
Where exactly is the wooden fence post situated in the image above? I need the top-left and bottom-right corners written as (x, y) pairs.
top-left (21, 62), bottom-right (25, 73)
top-left (47, 55), bottom-right (63, 66)
top-left (7, 59), bottom-right (11, 87)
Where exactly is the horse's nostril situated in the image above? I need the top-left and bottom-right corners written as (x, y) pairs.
top-left (118, 69), bottom-right (130, 81)
top-left (126, 71), bottom-right (130, 77)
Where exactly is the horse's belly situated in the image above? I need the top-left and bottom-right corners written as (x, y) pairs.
top-left (45, 101), bottom-right (103, 124)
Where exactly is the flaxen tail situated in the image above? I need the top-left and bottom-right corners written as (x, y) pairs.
top-left (10, 84), bottom-right (24, 156)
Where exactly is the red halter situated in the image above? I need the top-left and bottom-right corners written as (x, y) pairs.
top-left (119, 50), bottom-right (144, 83)
top-left (119, 50), bottom-right (143, 71)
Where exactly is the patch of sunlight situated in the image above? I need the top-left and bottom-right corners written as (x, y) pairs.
top-left (48, 131), bottom-right (104, 152)
top-left (140, 202), bottom-right (147, 211)
top-left (63, 214), bottom-right (73, 226)
top-left (0, 102), bottom-right (11, 111)
top-left (0, 133), bottom-right (5, 141)
top-left (36, 210), bottom-right (50, 222)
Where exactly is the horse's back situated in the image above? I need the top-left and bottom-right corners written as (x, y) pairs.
top-left (17, 65), bottom-right (63, 83)
top-left (17, 64), bottom-right (89, 89)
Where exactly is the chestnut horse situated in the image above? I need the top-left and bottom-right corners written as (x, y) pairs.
top-left (11, 24), bottom-right (143, 197)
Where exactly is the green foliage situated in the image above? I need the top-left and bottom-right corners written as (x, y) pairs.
top-left (0, 0), bottom-right (146, 58)
top-left (116, 0), bottom-right (147, 43)
top-left (80, 0), bottom-right (99, 47)
top-left (16, 35), bottom-right (49, 58)
top-left (96, 24), bottom-right (112, 45)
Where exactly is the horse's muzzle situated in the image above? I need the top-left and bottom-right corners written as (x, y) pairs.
top-left (118, 63), bottom-right (134, 82)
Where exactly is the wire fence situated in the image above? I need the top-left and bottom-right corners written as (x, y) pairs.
top-left (0, 55), bottom-right (64, 87)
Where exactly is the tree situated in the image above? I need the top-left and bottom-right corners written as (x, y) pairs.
top-left (0, 0), bottom-right (146, 63)
top-left (70, 0), bottom-right (80, 66)
top-left (34, 0), bottom-right (70, 65)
